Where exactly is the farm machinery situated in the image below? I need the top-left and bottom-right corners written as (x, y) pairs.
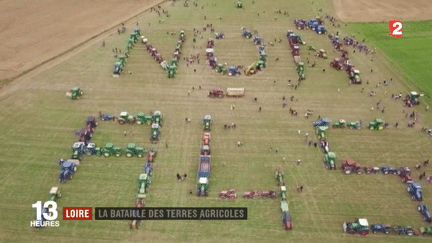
top-left (421, 227), bottom-right (432, 236)
top-left (417, 205), bottom-right (432, 222)
top-left (66, 87), bottom-right (83, 100)
top-left (167, 65), bottom-right (176, 78)
top-left (147, 149), bottom-right (157, 162)
top-left (242, 29), bottom-right (252, 39)
top-left (324, 152), bottom-right (336, 169)
top-left (315, 25), bottom-right (327, 35)
top-left (226, 88), bottom-right (245, 97)
top-left (342, 159), bottom-right (362, 174)
top-left (253, 36), bottom-right (263, 45)
top-left (407, 182), bottom-right (423, 201)
top-left (202, 133), bottom-right (211, 145)
top-left (294, 19), bottom-right (307, 29)
top-left (48, 187), bottom-right (62, 202)
top-left (201, 145), bottom-right (210, 155)
top-left (208, 88), bottom-right (224, 98)
top-left (137, 173), bottom-right (151, 197)
top-left (316, 126), bottom-right (328, 139)
top-left (364, 166), bottom-right (380, 174)
top-left (315, 49), bottom-right (327, 59)
top-left (197, 155), bottom-right (211, 178)
top-left (397, 166), bottom-right (413, 183)
top-left (197, 177), bottom-right (209, 196)
top-left (313, 117), bottom-right (330, 127)
top-left (332, 119), bottom-right (346, 128)
top-left (242, 190), bottom-right (259, 199)
top-left (380, 166), bottom-right (397, 175)
top-left (343, 218), bottom-right (370, 235)
top-left (368, 118), bottom-right (384, 130)
top-left (330, 58), bottom-right (344, 70)
top-left (282, 213), bottom-right (293, 230)
top-left (86, 116), bottom-right (98, 131)
top-left (152, 110), bottom-right (163, 125)
top-left (296, 62), bottom-right (305, 80)
top-left (275, 170), bottom-right (285, 186)
top-left (150, 123), bottom-right (161, 143)
top-left (371, 224), bottom-right (391, 234)
top-left (136, 112), bottom-right (153, 125)
top-left (99, 111), bottom-right (115, 121)
top-left (71, 142), bottom-right (85, 160)
top-left (144, 162), bottom-right (153, 176)
top-left (404, 91), bottom-right (423, 106)
top-left (261, 190), bottom-right (277, 198)
top-left (215, 32), bottom-right (225, 39)
top-left (203, 115), bottom-right (212, 131)
top-left (101, 143), bottom-right (122, 157)
top-left (347, 121), bottom-right (361, 129)
top-left (349, 69), bottom-right (362, 84)
top-left (319, 138), bottom-right (329, 153)
top-left (125, 143), bottom-right (145, 158)
top-left (216, 63), bottom-right (227, 74)
top-left (244, 62), bottom-right (257, 76)
top-left (228, 66), bottom-right (241, 76)
top-left (59, 160), bottom-right (78, 183)
top-left (219, 189), bottom-right (237, 199)
top-left (279, 186), bottom-right (287, 201)
top-left (236, 1), bottom-right (243, 8)
top-left (84, 143), bottom-right (101, 156)
top-left (395, 226), bottom-right (417, 235)
top-left (118, 111), bottom-right (136, 124)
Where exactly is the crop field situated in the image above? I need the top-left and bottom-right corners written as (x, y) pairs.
top-left (0, 0), bottom-right (432, 242)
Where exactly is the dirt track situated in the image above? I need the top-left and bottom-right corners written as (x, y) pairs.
top-left (332, 0), bottom-right (432, 22)
top-left (0, 0), bottom-right (165, 80)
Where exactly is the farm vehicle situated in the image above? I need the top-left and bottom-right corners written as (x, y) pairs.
top-left (417, 205), bottom-right (432, 222)
top-left (296, 62), bottom-right (305, 80)
top-left (347, 121), bottom-right (361, 129)
top-left (397, 166), bottom-right (412, 183)
top-left (261, 190), bottom-right (277, 198)
top-left (342, 159), bottom-right (362, 174)
top-left (86, 116), bottom-right (98, 131)
top-left (371, 224), bottom-right (391, 234)
top-left (380, 166), bottom-right (397, 175)
top-left (364, 166), bottom-right (380, 174)
top-left (136, 112), bottom-right (153, 125)
top-left (137, 173), bottom-right (151, 197)
top-left (242, 190), bottom-right (259, 199)
top-left (147, 149), bottom-right (157, 162)
top-left (144, 163), bottom-right (153, 176)
top-left (101, 143), bottom-right (122, 157)
top-left (324, 152), bottom-right (336, 169)
top-left (368, 118), bottom-right (384, 130)
top-left (332, 119), bottom-right (346, 128)
top-left (242, 29), bottom-right (252, 39)
top-left (48, 187), bottom-right (62, 202)
top-left (215, 32), bottom-right (225, 39)
top-left (282, 213), bottom-right (293, 230)
top-left (197, 155), bottom-right (211, 178)
top-left (216, 63), bottom-right (227, 74)
top-left (330, 58), bottom-right (344, 70)
top-left (66, 87), bottom-right (83, 100)
top-left (349, 70), bottom-right (362, 84)
top-left (404, 91), bottom-right (423, 107)
top-left (203, 115), bottom-right (212, 131)
top-left (343, 218), bottom-right (369, 235)
top-left (279, 186), bottom-right (287, 200)
top-left (228, 66), bottom-right (241, 76)
top-left (275, 170), bottom-right (285, 186)
top-left (152, 110), bottom-right (163, 125)
top-left (395, 226), bottom-right (417, 236)
top-left (99, 111), bottom-right (115, 121)
top-left (202, 133), bottom-right (211, 145)
top-left (125, 143), bottom-right (145, 158)
top-left (208, 88), bottom-right (224, 98)
top-left (201, 145), bottom-right (210, 155)
top-left (313, 117), bottom-right (330, 127)
top-left (59, 160), bottom-right (78, 183)
top-left (150, 123), bottom-right (161, 143)
top-left (236, 1), bottom-right (243, 8)
top-left (407, 182), bottom-right (423, 201)
top-left (84, 143), bottom-right (101, 156)
top-left (118, 111), bottom-right (136, 124)
top-left (197, 177), bottom-right (209, 196)
top-left (71, 142), bottom-right (85, 160)
top-left (316, 126), bottom-right (328, 139)
top-left (167, 65), bottom-right (176, 78)
top-left (253, 36), bottom-right (264, 45)
top-left (219, 189), bottom-right (237, 199)
top-left (319, 138), bottom-right (329, 154)
top-left (421, 227), bottom-right (432, 236)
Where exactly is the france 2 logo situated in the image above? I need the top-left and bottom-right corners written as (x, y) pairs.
top-left (389, 19), bottom-right (402, 38)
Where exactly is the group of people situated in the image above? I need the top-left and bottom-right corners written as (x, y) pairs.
top-left (176, 173), bottom-right (187, 181)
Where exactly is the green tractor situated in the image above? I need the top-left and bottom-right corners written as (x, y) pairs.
top-left (150, 123), bottom-right (160, 143)
top-left (236, 1), bottom-right (243, 8)
top-left (136, 112), bottom-right (153, 125)
top-left (125, 143), bottom-right (145, 158)
top-left (256, 60), bottom-right (266, 70)
top-left (281, 200), bottom-right (289, 213)
top-left (343, 218), bottom-right (370, 235)
top-left (48, 187), bottom-right (62, 202)
top-left (113, 61), bottom-right (124, 75)
top-left (332, 119), bottom-right (346, 128)
top-left (216, 63), bottom-right (227, 74)
top-left (275, 170), bottom-right (285, 186)
top-left (368, 118), bottom-right (384, 130)
top-left (137, 173), bottom-right (151, 196)
top-left (118, 55), bottom-right (127, 66)
top-left (101, 143), bottom-right (122, 157)
top-left (197, 177), bottom-right (209, 196)
top-left (324, 152), bottom-right (336, 170)
top-left (308, 45), bottom-right (316, 51)
top-left (152, 110), bottom-right (163, 125)
top-left (71, 142), bottom-right (85, 160)
top-left (279, 186), bottom-right (287, 201)
top-left (203, 115), bottom-right (212, 131)
top-left (420, 227), bottom-right (432, 236)
top-left (118, 111), bottom-right (136, 124)
top-left (167, 65), bottom-right (176, 78)
top-left (347, 121), bottom-right (361, 129)
top-left (171, 58), bottom-right (178, 67)
top-left (259, 53), bottom-right (267, 62)
top-left (66, 87), bottom-right (83, 100)
top-left (316, 126), bottom-right (328, 139)
top-left (349, 70), bottom-right (362, 84)
top-left (180, 30), bottom-right (186, 40)
top-left (129, 32), bottom-right (138, 43)
top-left (296, 62), bottom-right (305, 80)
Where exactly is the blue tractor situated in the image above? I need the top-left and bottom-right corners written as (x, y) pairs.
top-left (228, 66), bottom-right (241, 76)
top-left (407, 182), bottom-right (423, 201)
top-left (282, 213), bottom-right (292, 230)
top-left (59, 161), bottom-right (77, 183)
top-left (242, 29), bottom-right (252, 39)
top-left (253, 36), bottom-right (263, 45)
top-left (33, 206), bottom-right (49, 228)
top-left (316, 25), bottom-right (326, 35)
top-left (144, 163), bottom-right (153, 176)
top-left (99, 111), bottom-right (115, 121)
top-left (313, 117), bottom-right (331, 127)
top-left (417, 205), bottom-right (432, 223)
top-left (380, 166), bottom-right (397, 175)
top-left (307, 19), bottom-right (319, 30)
top-left (371, 224), bottom-right (391, 234)
top-left (133, 27), bottom-right (141, 36)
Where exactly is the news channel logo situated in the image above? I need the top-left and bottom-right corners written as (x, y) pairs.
top-left (31, 201), bottom-right (60, 228)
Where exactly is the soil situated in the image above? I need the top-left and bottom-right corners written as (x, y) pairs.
top-left (332, 0), bottom-right (432, 22)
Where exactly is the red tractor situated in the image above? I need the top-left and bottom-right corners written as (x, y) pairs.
top-left (289, 38), bottom-right (300, 47)
top-left (146, 44), bottom-right (153, 52)
top-left (342, 159), bottom-right (362, 174)
top-left (242, 190), bottom-right (259, 199)
top-left (154, 53), bottom-right (163, 63)
top-left (208, 89), bottom-right (224, 98)
top-left (219, 189), bottom-right (237, 199)
top-left (147, 149), bottom-right (156, 163)
top-left (397, 166), bottom-right (413, 183)
top-left (261, 190), bottom-right (277, 198)
top-left (291, 46), bottom-right (300, 56)
top-left (202, 133), bottom-right (211, 145)
top-left (330, 58), bottom-right (344, 70)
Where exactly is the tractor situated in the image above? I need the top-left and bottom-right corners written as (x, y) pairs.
top-left (332, 119), bottom-right (346, 128)
top-left (216, 63), bottom-right (227, 74)
top-left (215, 32), bottom-right (225, 39)
top-left (136, 112), bottom-right (153, 125)
top-left (349, 70), bottom-right (362, 84)
top-left (380, 166), bottom-right (397, 175)
top-left (244, 62), bottom-right (257, 76)
top-left (420, 227), bottom-right (432, 236)
top-left (279, 186), bottom-right (287, 200)
top-left (48, 187), bottom-right (62, 202)
top-left (313, 117), bottom-right (331, 127)
top-left (316, 126), bottom-right (328, 139)
top-left (315, 49), bottom-right (327, 59)
top-left (59, 160), bottom-right (78, 183)
top-left (417, 205), bottom-right (432, 222)
top-left (296, 62), bottom-right (305, 80)
top-left (259, 52), bottom-right (267, 62)
top-left (150, 123), bottom-right (161, 143)
top-left (242, 190), bottom-right (259, 199)
top-left (282, 213), bottom-right (293, 230)
top-left (201, 145), bottom-right (210, 155)
top-left (343, 218), bottom-right (369, 235)
top-left (206, 48), bottom-right (214, 58)
top-left (368, 118), bottom-right (384, 130)
top-left (308, 45), bottom-right (316, 51)
top-left (242, 29), bottom-right (252, 39)
top-left (125, 143), bottom-right (144, 158)
top-left (197, 155), bottom-right (211, 178)
top-left (324, 152), bottom-right (336, 169)
top-left (316, 25), bottom-right (327, 35)
top-left (330, 58), bottom-right (344, 70)
top-left (203, 115), bottom-right (212, 131)
top-left (364, 166), bottom-right (380, 174)
top-left (167, 65), bottom-right (176, 78)
top-left (160, 60), bottom-right (168, 70)
top-left (275, 170), bottom-right (285, 186)
top-left (71, 142), bottom-right (85, 160)
top-left (407, 182), bottom-right (423, 201)
top-left (342, 159), bottom-right (362, 174)
top-left (66, 87), bottom-right (84, 100)
top-left (228, 66), bottom-right (241, 76)
top-left (253, 36), bottom-right (263, 45)
top-left (144, 163), bottom-right (153, 176)
top-left (118, 111), bottom-right (136, 124)
top-left (256, 60), bottom-right (266, 70)
top-left (101, 143), bottom-right (122, 157)
top-left (219, 189), bottom-right (237, 199)
top-left (152, 111), bottom-right (163, 125)
top-left (147, 149), bottom-right (157, 162)
top-left (347, 121), bottom-right (361, 129)
top-left (208, 57), bottom-right (217, 69)
top-left (203, 133), bottom-right (211, 145)
top-left (371, 224), bottom-right (391, 234)
top-left (99, 111), bottom-right (115, 121)
top-left (208, 88), bottom-right (224, 98)
top-left (84, 143), bottom-right (101, 156)
top-left (86, 116), bottom-right (98, 131)
top-left (197, 177), bottom-right (209, 196)
top-left (397, 166), bottom-right (412, 183)
top-left (138, 173), bottom-right (151, 196)
top-left (33, 206), bottom-right (49, 228)
top-left (319, 138), bottom-right (330, 154)
top-left (395, 226), bottom-right (416, 236)
top-left (236, 1), bottom-right (243, 8)
top-left (404, 91), bottom-right (423, 106)
top-left (260, 190), bottom-right (277, 198)
top-left (180, 30), bottom-right (186, 40)
top-left (281, 201), bottom-right (289, 214)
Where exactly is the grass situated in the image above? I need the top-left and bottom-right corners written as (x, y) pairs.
top-left (0, 0), bottom-right (431, 242)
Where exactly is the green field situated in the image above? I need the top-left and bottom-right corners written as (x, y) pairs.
top-left (1, 0), bottom-right (432, 242)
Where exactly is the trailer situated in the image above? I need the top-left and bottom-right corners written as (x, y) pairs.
top-left (197, 155), bottom-right (211, 178)
top-left (226, 88), bottom-right (245, 97)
